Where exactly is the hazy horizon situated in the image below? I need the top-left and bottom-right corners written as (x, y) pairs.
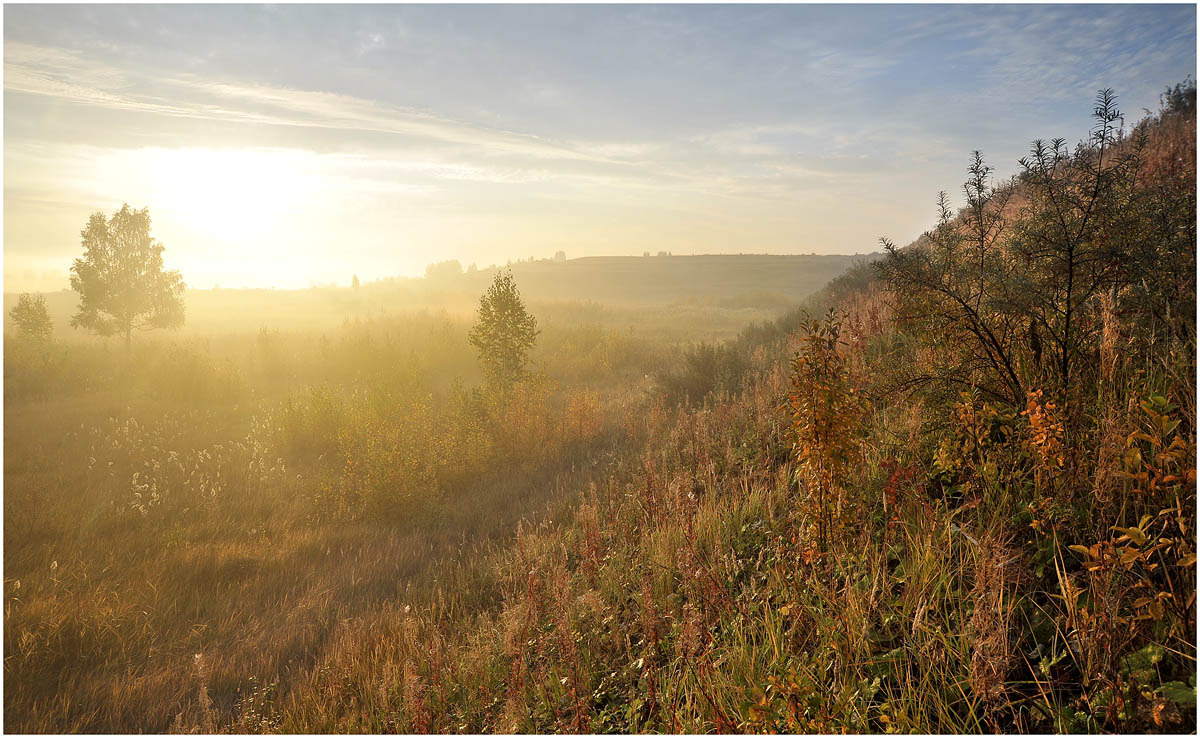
top-left (2, 251), bottom-right (883, 295)
top-left (5, 3), bottom-right (1195, 292)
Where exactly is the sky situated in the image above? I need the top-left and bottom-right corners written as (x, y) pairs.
top-left (3, 4), bottom-right (1196, 291)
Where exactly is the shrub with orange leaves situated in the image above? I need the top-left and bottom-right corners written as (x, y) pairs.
top-left (1023, 389), bottom-right (1066, 493)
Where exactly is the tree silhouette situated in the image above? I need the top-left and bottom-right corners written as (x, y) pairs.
top-left (877, 90), bottom-right (1149, 405)
top-left (425, 260), bottom-right (463, 281)
top-left (1010, 88), bottom-right (1139, 392)
top-left (9, 293), bottom-right (53, 343)
top-left (877, 156), bottom-right (1023, 406)
top-left (468, 269), bottom-right (538, 388)
top-left (69, 204), bottom-right (185, 349)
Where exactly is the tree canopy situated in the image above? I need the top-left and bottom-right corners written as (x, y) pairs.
top-left (876, 88), bottom-right (1195, 406)
top-left (468, 269), bottom-right (539, 388)
top-left (69, 204), bottom-right (185, 347)
top-left (9, 293), bottom-right (53, 343)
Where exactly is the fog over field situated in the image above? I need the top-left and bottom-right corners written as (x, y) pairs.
top-left (4, 253), bottom-right (874, 338)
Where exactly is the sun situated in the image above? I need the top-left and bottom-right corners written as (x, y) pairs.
top-left (148, 148), bottom-right (316, 245)
top-left (77, 144), bottom-right (434, 288)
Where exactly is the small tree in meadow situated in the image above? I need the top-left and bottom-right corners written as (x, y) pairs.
top-left (786, 309), bottom-right (869, 554)
top-left (9, 293), bottom-right (53, 343)
top-left (469, 269), bottom-right (538, 388)
top-left (70, 204), bottom-right (185, 349)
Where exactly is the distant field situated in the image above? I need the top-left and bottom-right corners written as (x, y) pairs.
top-left (5, 253), bottom-right (878, 341)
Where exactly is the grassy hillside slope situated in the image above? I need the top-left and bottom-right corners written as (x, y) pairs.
top-left (242, 86), bottom-right (1194, 733)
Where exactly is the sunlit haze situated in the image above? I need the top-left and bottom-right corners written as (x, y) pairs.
top-left (4, 4), bottom-right (1195, 291)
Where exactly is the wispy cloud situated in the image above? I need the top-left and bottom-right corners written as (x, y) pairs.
top-left (4, 42), bottom-right (841, 201)
top-left (5, 42), bottom-right (644, 169)
top-left (4, 41), bottom-right (132, 106)
top-left (182, 78), bottom-right (614, 163)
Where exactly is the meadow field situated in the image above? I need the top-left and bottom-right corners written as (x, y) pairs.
top-left (4, 252), bottom-right (874, 732)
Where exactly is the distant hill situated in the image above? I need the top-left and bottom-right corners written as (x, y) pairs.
top-left (4, 253), bottom-right (878, 338)
top-left (450, 253), bottom-right (877, 305)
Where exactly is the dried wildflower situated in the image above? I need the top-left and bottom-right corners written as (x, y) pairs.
top-left (967, 536), bottom-right (1016, 709)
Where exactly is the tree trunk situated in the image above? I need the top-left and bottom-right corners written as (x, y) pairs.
top-left (125, 325), bottom-right (132, 352)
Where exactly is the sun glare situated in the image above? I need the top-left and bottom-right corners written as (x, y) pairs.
top-left (147, 148), bottom-right (316, 245)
